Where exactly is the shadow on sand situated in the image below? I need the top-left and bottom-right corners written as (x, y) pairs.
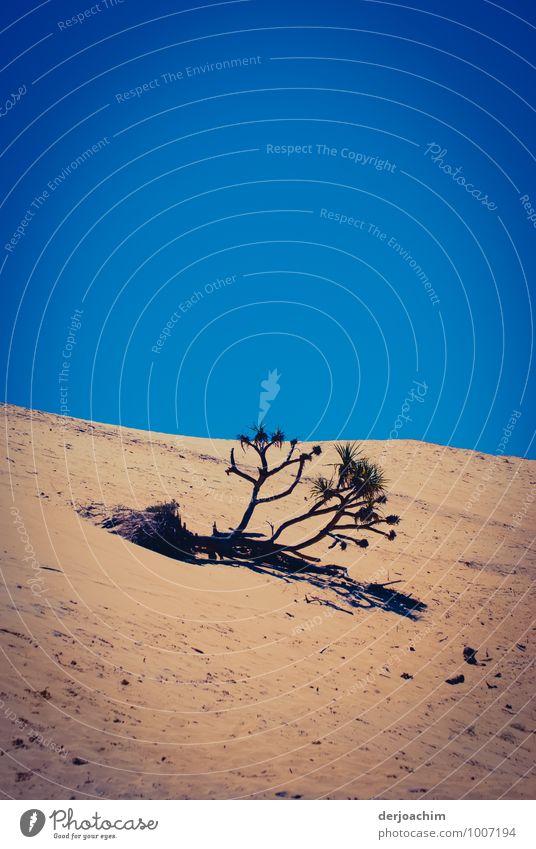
top-left (178, 548), bottom-right (427, 621)
top-left (84, 502), bottom-right (426, 621)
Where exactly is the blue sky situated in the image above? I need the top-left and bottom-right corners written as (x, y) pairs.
top-left (1, 0), bottom-right (535, 457)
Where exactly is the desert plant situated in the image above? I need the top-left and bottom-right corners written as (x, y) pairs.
top-left (224, 426), bottom-right (399, 557)
top-left (225, 425), bottom-right (322, 536)
top-left (99, 425), bottom-right (400, 571)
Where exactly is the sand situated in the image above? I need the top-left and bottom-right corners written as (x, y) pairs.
top-left (0, 402), bottom-right (534, 800)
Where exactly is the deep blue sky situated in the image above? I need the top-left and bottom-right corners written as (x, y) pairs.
top-left (1, 0), bottom-right (535, 457)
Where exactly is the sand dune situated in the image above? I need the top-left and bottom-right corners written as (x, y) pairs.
top-left (0, 403), bottom-right (534, 800)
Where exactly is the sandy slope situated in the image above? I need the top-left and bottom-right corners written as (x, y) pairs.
top-left (0, 403), bottom-right (534, 800)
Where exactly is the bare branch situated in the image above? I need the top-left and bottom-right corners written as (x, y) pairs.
top-left (267, 445), bottom-right (321, 478)
top-left (270, 496), bottom-right (346, 542)
top-left (226, 447), bottom-right (257, 485)
top-left (258, 451), bottom-right (312, 504)
top-left (284, 439), bottom-right (298, 462)
top-left (327, 532), bottom-right (369, 549)
top-left (331, 520), bottom-right (396, 540)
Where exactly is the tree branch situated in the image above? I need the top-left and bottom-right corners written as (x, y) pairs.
top-left (327, 532), bottom-right (369, 549)
top-left (267, 446), bottom-right (320, 478)
top-left (270, 489), bottom-right (359, 543)
top-left (270, 498), bottom-right (341, 542)
top-left (257, 451), bottom-right (311, 504)
top-left (226, 447), bottom-right (257, 485)
top-left (331, 520), bottom-right (395, 539)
